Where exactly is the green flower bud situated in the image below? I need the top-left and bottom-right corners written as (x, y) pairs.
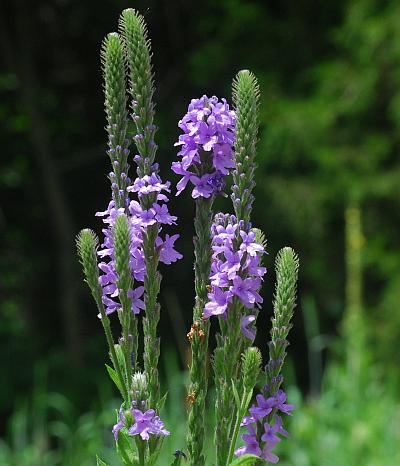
top-left (101, 32), bottom-right (129, 208)
top-left (242, 347), bottom-right (262, 392)
top-left (119, 9), bottom-right (156, 170)
top-left (272, 247), bottom-right (300, 335)
top-left (76, 229), bottom-right (102, 306)
top-left (267, 247), bottom-right (300, 393)
top-left (101, 32), bottom-right (128, 153)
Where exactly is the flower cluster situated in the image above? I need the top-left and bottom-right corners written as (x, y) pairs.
top-left (172, 95), bottom-right (236, 198)
top-left (235, 387), bottom-right (294, 462)
top-left (96, 169), bottom-right (182, 316)
top-left (203, 214), bottom-right (266, 339)
top-left (113, 403), bottom-right (170, 441)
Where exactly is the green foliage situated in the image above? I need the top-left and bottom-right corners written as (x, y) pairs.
top-left (280, 365), bottom-right (400, 466)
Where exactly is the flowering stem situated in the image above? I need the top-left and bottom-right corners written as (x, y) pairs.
top-left (120, 8), bottom-right (162, 416)
top-left (187, 196), bottom-right (213, 466)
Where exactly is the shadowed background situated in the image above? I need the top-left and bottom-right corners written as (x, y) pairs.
top-left (1, 0), bottom-right (399, 464)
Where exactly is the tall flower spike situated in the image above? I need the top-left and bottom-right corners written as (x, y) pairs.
top-left (101, 32), bottom-right (130, 209)
top-left (235, 248), bottom-right (299, 463)
top-left (119, 11), bottom-right (183, 437)
top-left (266, 247), bottom-right (299, 395)
top-left (231, 70), bottom-right (260, 225)
top-left (119, 9), bottom-right (156, 176)
top-left (176, 96), bottom-right (236, 466)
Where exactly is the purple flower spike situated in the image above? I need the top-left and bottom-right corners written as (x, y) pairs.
top-left (203, 214), bottom-right (266, 337)
top-left (173, 95), bottom-right (236, 198)
top-left (96, 162), bottom-right (182, 319)
top-left (237, 388), bottom-right (294, 463)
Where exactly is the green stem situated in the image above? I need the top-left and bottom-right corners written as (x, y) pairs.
top-left (187, 197), bottom-right (213, 466)
top-left (226, 389), bottom-right (251, 466)
top-left (136, 438), bottom-right (146, 466)
top-left (215, 300), bottom-right (244, 466)
top-left (96, 297), bottom-right (129, 403)
top-left (120, 296), bottom-right (133, 402)
top-left (142, 222), bottom-right (161, 409)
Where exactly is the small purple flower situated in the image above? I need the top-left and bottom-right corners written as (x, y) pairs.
top-left (241, 314), bottom-right (257, 340)
top-left (274, 415), bottom-right (289, 438)
top-left (203, 287), bottom-right (232, 318)
top-left (128, 409), bottom-right (170, 440)
top-left (191, 174), bottom-right (215, 199)
top-left (153, 203), bottom-right (177, 225)
top-left (230, 276), bottom-right (263, 309)
top-left (129, 409), bottom-right (156, 440)
top-left (262, 444), bottom-right (280, 463)
top-left (112, 408), bottom-right (125, 441)
top-left (127, 174), bottom-right (171, 196)
top-left (212, 143), bottom-right (235, 174)
top-left (249, 394), bottom-right (275, 420)
top-left (261, 422), bottom-right (281, 445)
top-left (127, 286), bottom-right (145, 314)
top-left (206, 171), bottom-right (226, 195)
top-left (240, 231), bottom-right (265, 257)
top-left (234, 425), bottom-right (262, 457)
top-left (157, 234), bottom-right (183, 265)
top-left (273, 390), bottom-right (295, 416)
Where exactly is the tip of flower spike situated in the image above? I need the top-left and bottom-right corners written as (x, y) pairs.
top-left (119, 8), bottom-right (148, 36)
top-left (232, 69), bottom-right (260, 103)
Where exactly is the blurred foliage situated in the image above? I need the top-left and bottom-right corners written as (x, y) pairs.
top-left (0, 0), bottom-right (400, 463)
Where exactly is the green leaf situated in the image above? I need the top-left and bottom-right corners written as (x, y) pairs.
top-left (116, 429), bottom-right (139, 466)
top-left (231, 380), bottom-right (241, 409)
top-left (105, 364), bottom-right (124, 396)
top-left (115, 343), bottom-right (126, 370)
top-left (158, 391), bottom-right (168, 412)
top-left (229, 453), bottom-right (260, 465)
top-left (244, 389), bottom-right (254, 414)
top-left (96, 456), bottom-right (110, 466)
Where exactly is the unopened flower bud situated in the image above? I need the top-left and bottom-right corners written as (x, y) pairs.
top-left (242, 347), bottom-right (262, 391)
